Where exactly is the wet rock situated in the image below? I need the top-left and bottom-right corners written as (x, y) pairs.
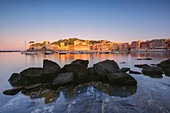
top-left (93, 60), bottom-right (136, 86)
top-left (8, 73), bottom-right (28, 86)
top-left (61, 63), bottom-right (89, 83)
top-left (52, 72), bottom-right (74, 86)
top-left (71, 59), bottom-right (89, 68)
top-left (119, 67), bottom-right (130, 73)
top-left (158, 59), bottom-right (170, 69)
top-left (134, 64), bottom-right (150, 68)
top-left (129, 70), bottom-right (141, 74)
top-left (164, 69), bottom-right (170, 76)
top-left (20, 67), bottom-right (42, 78)
top-left (142, 67), bottom-right (163, 75)
top-left (93, 60), bottom-right (120, 79)
top-left (22, 83), bottom-right (42, 93)
top-left (87, 67), bottom-right (95, 75)
top-left (107, 72), bottom-right (137, 85)
top-left (137, 58), bottom-right (152, 60)
top-left (42, 59), bottom-right (61, 80)
top-left (3, 87), bottom-right (23, 95)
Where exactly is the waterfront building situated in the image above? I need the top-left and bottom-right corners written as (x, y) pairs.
top-left (140, 41), bottom-right (150, 49)
top-left (60, 42), bottom-right (69, 50)
top-left (118, 43), bottom-right (130, 51)
top-left (149, 39), bottom-right (169, 51)
top-left (53, 44), bottom-right (60, 51)
top-left (131, 41), bottom-right (142, 51)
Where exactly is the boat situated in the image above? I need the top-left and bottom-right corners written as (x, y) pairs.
top-left (21, 50), bottom-right (27, 54)
top-left (25, 51), bottom-right (37, 55)
top-left (70, 51), bottom-right (80, 54)
top-left (80, 51), bottom-right (90, 54)
top-left (44, 51), bottom-right (53, 55)
top-left (59, 51), bottom-right (68, 55)
top-left (110, 51), bottom-right (119, 54)
top-left (99, 51), bottom-right (110, 54)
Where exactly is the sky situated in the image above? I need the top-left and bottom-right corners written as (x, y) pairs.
top-left (0, 0), bottom-right (170, 50)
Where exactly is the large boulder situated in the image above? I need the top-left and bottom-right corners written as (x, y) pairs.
top-left (8, 73), bottom-right (28, 86)
top-left (71, 59), bottom-right (89, 68)
top-left (61, 63), bottom-right (89, 83)
top-left (20, 67), bottom-right (42, 78)
top-left (42, 59), bottom-right (61, 80)
top-left (107, 72), bottom-right (137, 85)
top-left (52, 72), bottom-right (74, 86)
top-left (20, 68), bottom-right (47, 84)
top-left (158, 59), bottom-right (170, 69)
top-left (142, 67), bottom-right (163, 75)
top-left (93, 60), bottom-right (137, 86)
top-left (3, 87), bottom-right (23, 95)
top-left (93, 60), bottom-right (120, 79)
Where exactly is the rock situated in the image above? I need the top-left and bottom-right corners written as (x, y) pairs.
top-left (134, 64), bottom-right (150, 68)
top-left (8, 73), bottom-right (28, 86)
top-left (158, 59), bottom-right (170, 69)
top-left (137, 58), bottom-right (152, 60)
top-left (93, 60), bottom-right (137, 86)
top-left (164, 69), bottom-right (170, 76)
top-left (22, 83), bottom-right (42, 93)
top-left (107, 72), bottom-right (137, 85)
top-left (61, 63), bottom-right (89, 83)
top-left (42, 59), bottom-right (61, 80)
top-left (129, 70), bottom-right (141, 74)
top-left (71, 59), bottom-right (89, 68)
top-left (142, 67), bottom-right (163, 75)
top-left (3, 87), bottom-right (23, 95)
top-left (87, 67), bottom-right (95, 75)
top-left (52, 72), bottom-right (74, 86)
top-left (119, 67), bottom-right (130, 73)
top-left (93, 60), bottom-right (120, 79)
top-left (20, 67), bottom-right (42, 78)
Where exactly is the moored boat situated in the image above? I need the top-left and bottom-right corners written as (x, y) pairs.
top-left (59, 51), bottom-right (68, 55)
top-left (25, 51), bottom-right (37, 55)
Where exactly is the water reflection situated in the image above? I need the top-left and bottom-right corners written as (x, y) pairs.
top-left (22, 82), bottom-right (137, 104)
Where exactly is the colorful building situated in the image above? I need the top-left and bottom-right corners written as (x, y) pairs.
top-left (118, 43), bottom-right (130, 51)
top-left (131, 41), bottom-right (142, 51)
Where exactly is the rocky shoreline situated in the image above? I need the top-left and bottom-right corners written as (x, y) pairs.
top-left (3, 58), bottom-right (170, 96)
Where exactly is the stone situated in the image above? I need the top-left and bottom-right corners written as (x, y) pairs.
top-left (3, 87), bottom-right (23, 95)
top-left (93, 60), bottom-right (137, 86)
top-left (87, 67), bottom-right (95, 75)
top-left (164, 69), bottom-right (170, 76)
top-left (8, 73), bottom-right (28, 86)
top-left (93, 60), bottom-right (120, 79)
top-left (106, 72), bottom-right (137, 86)
top-left (119, 67), bottom-right (130, 73)
top-left (61, 63), bottom-right (89, 83)
top-left (134, 64), bottom-right (150, 68)
top-left (42, 59), bottom-right (61, 80)
top-left (158, 59), bottom-right (170, 69)
top-left (20, 67), bottom-right (42, 78)
top-left (23, 83), bottom-right (42, 93)
top-left (129, 70), bottom-right (141, 74)
top-left (71, 59), bottom-right (89, 68)
top-left (142, 67), bottom-right (163, 75)
top-left (52, 72), bottom-right (74, 86)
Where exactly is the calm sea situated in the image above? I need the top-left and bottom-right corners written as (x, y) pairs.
top-left (0, 52), bottom-right (170, 113)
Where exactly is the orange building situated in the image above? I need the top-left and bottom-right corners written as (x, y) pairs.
top-left (74, 45), bottom-right (90, 51)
